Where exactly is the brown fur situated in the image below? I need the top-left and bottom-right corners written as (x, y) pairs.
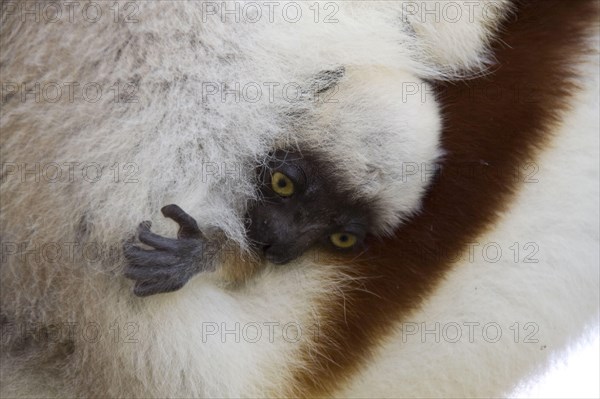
top-left (289, 0), bottom-right (600, 396)
top-left (215, 243), bottom-right (263, 286)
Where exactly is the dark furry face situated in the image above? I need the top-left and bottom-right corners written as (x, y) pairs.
top-left (246, 149), bottom-right (373, 264)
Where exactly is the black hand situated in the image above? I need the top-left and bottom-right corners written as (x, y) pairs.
top-left (123, 205), bottom-right (206, 297)
top-left (161, 204), bottom-right (201, 239)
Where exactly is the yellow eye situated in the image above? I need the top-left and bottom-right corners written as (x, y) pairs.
top-left (330, 232), bottom-right (357, 249)
top-left (271, 172), bottom-right (294, 197)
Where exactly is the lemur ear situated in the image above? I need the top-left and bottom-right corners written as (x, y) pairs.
top-left (404, 1), bottom-right (513, 77)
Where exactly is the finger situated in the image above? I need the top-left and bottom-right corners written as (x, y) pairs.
top-left (133, 279), bottom-right (185, 297)
top-left (123, 241), bottom-right (143, 260)
top-left (138, 227), bottom-right (178, 251)
top-left (161, 204), bottom-right (201, 239)
top-left (123, 251), bottom-right (179, 279)
top-left (123, 244), bottom-right (177, 268)
top-left (124, 262), bottom-right (178, 280)
top-left (138, 220), bottom-right (152, 232)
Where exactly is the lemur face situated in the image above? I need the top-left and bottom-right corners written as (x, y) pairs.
top-left (246, 149), bottom-right (373, 265)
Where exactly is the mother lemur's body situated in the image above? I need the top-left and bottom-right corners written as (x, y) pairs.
top-left (1, 1), bottom-right (598, 397)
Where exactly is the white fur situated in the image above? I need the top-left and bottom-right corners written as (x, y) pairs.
top-left (337, 39), bottom-right (600, 398)
top-left (405, 0), bottom-right (512, 75)
top-left (0, 1), bottom-right (520, 397)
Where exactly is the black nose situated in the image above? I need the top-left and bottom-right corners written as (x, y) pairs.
top-left (262, 244), bottom-right (297, 265)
